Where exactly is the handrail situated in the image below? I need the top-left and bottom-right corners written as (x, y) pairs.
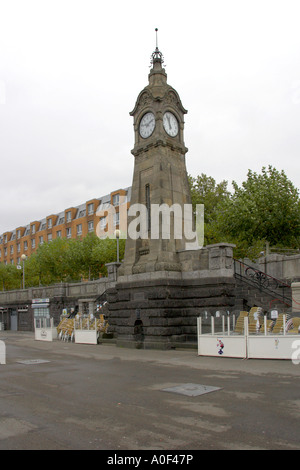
top-left (234, 259), bottom-right (292, 307)
top-left (234, 259), bottom-right (291, 288)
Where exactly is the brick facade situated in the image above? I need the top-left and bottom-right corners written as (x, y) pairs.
top-left (0, 187), bottom-right (131, 265)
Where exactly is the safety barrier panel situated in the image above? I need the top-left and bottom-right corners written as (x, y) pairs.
top-left (197, 314), bottom-right (300, 360)
top-left (34, 317), bottom-right (58, 342)
top-left (74, 318), bottom-right (98, 344)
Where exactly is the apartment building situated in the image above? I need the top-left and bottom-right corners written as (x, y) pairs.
top-left (0, 187), bottom-right (131, 266)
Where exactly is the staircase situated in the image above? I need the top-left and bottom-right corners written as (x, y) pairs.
top-left (234, 259), bottom-right (292, 311)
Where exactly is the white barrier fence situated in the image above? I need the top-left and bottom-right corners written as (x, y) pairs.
top-left (35, 316), bottom-right (101, 344)
top-left (74, 318), bottom-right (98, 345)
top-left (197, 315), bottom-right (300, 360)
top-left (34, 317), bottom-right (58, 342)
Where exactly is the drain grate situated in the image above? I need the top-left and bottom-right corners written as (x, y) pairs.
top-left (16, 359), bottom-right (51, 365)
top-left (162, 383), bottom-right (222, 397)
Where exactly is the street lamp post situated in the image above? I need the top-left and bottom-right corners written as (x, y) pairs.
top-left (21, 254), bottom-right (27, 289)
top-left (115, 229), bottom-right (120, 263)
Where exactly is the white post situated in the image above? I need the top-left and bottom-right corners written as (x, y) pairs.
top-left (227, 316), bottom-right (230, 336)
top-left (283, 314), bottom-right (286, 336)
top-left (197, 317), bottom-right (202, 336)
top-left (0, 340), bottom-right (6, 365)
top-left (244, 316), bottom-right (248, 336)
top-left (211, 316), bottom-right (215, 336)
top-left (222, 315), bottom-right (225, 335)
top-left (264, 315), bottom-right (267, 336)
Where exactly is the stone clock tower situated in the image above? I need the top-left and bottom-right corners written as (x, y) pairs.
top-left (118, 43), bottom-right (192, 277)
top-left (107, 38), bottom-right (236, 349)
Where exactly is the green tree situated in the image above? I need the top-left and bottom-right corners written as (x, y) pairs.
top-left (188, 173), bottom-right (230, 245)
top-left (34, 238), bottom-right (71, 284)
top-left (215, 166), bottom-right (300, 256)
top-left (0, 264), bottom-right (21, 290)
top-left (92, 237), bottom-right (125, 276)
top-left (66, 233), bottom-right (103, 280)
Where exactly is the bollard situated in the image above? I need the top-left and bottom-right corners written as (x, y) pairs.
top-left (0, 340), bottom-right (6, 365)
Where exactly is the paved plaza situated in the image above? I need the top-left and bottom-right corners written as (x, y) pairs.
top-left (0, 331), bottom-right (299, 450)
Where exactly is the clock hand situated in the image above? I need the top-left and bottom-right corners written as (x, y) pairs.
top-left (167, 115), bottom-right (171, 129)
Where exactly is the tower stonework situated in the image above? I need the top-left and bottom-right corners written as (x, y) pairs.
top-left (107, 43), bottom-right (236, 349)
top-left (118, 47), bottom-right (191, 276)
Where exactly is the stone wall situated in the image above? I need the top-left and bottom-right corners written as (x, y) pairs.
top-left (244, 253), bottom-right (300, 282)
top-left (107, 243), bottom-right (237, 349)
top-left (0, 277), bottom-right (115, 331)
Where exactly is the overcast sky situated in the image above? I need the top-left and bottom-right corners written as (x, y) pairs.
top-left (0, 0), bottom-right (299, 235)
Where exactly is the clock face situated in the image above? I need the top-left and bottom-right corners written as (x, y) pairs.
top-left (139, 112), bottom-right (155, 138)
top-left (163, 111), bottom-right (178, 137)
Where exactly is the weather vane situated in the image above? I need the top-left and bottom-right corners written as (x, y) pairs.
top-left (150, 28), bottom-right (164, 66)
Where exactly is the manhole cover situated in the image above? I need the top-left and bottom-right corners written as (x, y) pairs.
top-left (162, 383), bottom-right (222, 397)
top-left (16, 359), bottom-right (50, 365)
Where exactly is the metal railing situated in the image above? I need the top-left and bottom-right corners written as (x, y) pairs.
top-left (234, 259), bottom-right (292, 307)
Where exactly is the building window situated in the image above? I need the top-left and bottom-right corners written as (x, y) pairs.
top-left (33, 307), bottom-right (50, 318)
top-left (88, 203), bottom-right (94, 215)
top-left (113, 194), bottom-right (119, 206)
top-left (24, 241), bottom-right (28, 251)
top-left (100, 217), bottom-right (106, 230)
top-left (39, 236), bottom-right (44, 245)
top-left (4, 248), bottom-right (7, 256)
top-left (66, 228), bottom-right (71, 238)
top-left (17, 230), bottom-right (21, 239)
top-left (47, 234), bottom-right (52, 242)
top-left (4, 235), bottom-right (7, 243)
top-left (88, 220), bottom-right (94, 232)
top-left (47, 219), bottom-right (52, 229)
top-left (10, 246), bottom-right (14, 254)
top-left (56, 230), bottom-right (62, 238)
top-left (113, 212), bottom-right (120, 227)
top-left (31, 239), bottom-right (36, 249)
top-left (17, 243), bottom-right (20, 253)
top-left (31, 225), bottom-right (36, 234)
top-left (77, 224), bottom-right (82, 236)
top-left (66, 212), bottom-right (71, 223)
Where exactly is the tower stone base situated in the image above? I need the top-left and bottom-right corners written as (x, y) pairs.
top-left (106, 244), bottom-right (236, 349)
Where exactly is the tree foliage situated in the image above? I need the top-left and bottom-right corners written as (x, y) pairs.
top-left (188, 173), bottom-right (230, 245)
top-left (0, 234), bottom-right (125, 290)
top-left (216, 166), bottom-right (300, 248)
top-left (189, 166), bottom-right (300, 259)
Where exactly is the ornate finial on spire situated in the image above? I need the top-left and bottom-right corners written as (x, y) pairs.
top-left (150, 28), bottom-right (164, 66)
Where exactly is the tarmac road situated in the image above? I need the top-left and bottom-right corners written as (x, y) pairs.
top-left (0, 331), bottom-right (299, 451)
